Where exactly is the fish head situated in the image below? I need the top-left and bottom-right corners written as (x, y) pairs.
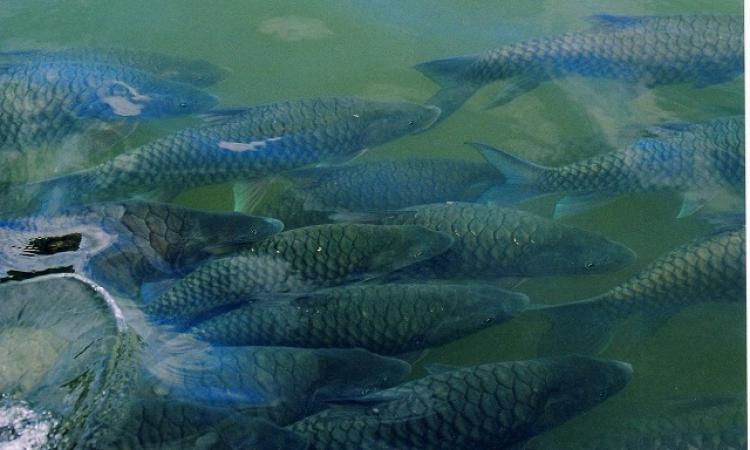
top-left (147, 83), bottom-right (219, 117)
top-left (362, 225), bottom-right (453, 275)
top-left (424, 286), bottom-right (530, 346)
top-left (161, 59), bottom-right (231, 87)
top-left (314, 348), bottom-right (411, 400)
top-left (529, 356), bottom-right (633, 432)
top-left (516, 228), bottom-right (635, 276)
top-left (359, 101), bottom-right (441, 146)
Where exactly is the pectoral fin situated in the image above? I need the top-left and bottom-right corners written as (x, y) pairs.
top-left (677, 191), bottom-right (715, 218)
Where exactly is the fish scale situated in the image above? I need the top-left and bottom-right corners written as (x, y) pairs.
top-left (289, 356), bottom-right (632, 450)
top-left (377, 202), bottom-right (634, 279)
top-left (190, 284), bottom-right (528, 354)
top-left (15, 96), bottom-right (439, 212)
top-left (144, 223), bottom-right (453, 325)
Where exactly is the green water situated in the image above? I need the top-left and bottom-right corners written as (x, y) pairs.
top-left (0, 0), bottom-right (745, 448)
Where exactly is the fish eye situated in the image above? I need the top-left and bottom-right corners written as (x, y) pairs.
top-left (484, 317), bottom-right (495, 324)
top-left (408, 120), bottom-right (417, 126)
top-left (585, 261), bottom-right (595, 269)
top-left (179, 101), bottom-right (189, 108)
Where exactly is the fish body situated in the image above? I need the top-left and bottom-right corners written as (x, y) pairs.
top-left (144, 223), bottom-right (454, 325)
top-left (145, 346), bottom-right (410, 426)
top-left (14, 97), bottom-right (440, 212)
top-left (289, 355), bottom-right (633, 450)
top-left (191, 283), bottom-right (529, 354)
top-left (538, 227), bottom-right (746, 355)
top-left (529, 400), bottom-right (746, 450)
top-left (1, 47), bottom-right (230, 86)
top-left (0, 201), bottom-right (282, 294)
top-left (417, 15), bottom-right (743, 119)
top-left (374, 202), bottom-right (635, 280)
top-left (236, 157), bottom-right (506, 229)
top-left (474, 116), bottom-right (745, 218)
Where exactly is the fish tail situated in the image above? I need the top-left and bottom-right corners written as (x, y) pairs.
top-left (533, 299), bottom-right (620, 356)
top-left (467, 142), bottom-right (547, 204)
top-left (415, 55), bottom-right (481, 125)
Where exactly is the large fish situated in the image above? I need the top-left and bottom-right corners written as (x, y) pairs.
top-left (472, 116), bottom-right (745, 218)
top-left (191, 283), bottom-right (529, 354)
top-left (536, 226), bottom-right (745, 356)
top-left (0, 60), bottom-right (218, 182)
top-left (288, 355), bottom-right (633, 450)
top-left (417, 14), bottom-right (743, 121)
top-left (144, 223), bottom-right (454, 325)
top-left (365, 202), bottom-right (635, 280)
top-left (10, 96), bottom-right (441, 212)
top-left (527, 396), bottom-right (746, 450)
top-left (235, 157), bottom-right (506, 229)
top-left (1, 46), bottom-right (230, 86)
top-left (0, 201), bottom-right (282, 295)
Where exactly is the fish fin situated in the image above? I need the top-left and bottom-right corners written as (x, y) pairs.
top-left (693, 71), bottom-right (743, 88)
top-left (327, 209), bottom-right (413, 224)
top-left (469, 142), bottom-right (546, 204)
top-left (677, 190), bottom-right (715, 218)
top-left (396, 349), bottom-right (429, 364)
top-left (586, 14), bottom-right (646, 30)
top-left (485, 76), bottom-right (542, 108)
top-left (663, 393), bottom-right (745, 413)
top-left (140, 278), bottom-right (181, 304)
top-left (553, 192), bottom-right (616, 219)
top-left (415, 55), bottom-right (481, 124)
top-left (219, 417), bottom-right (310, 450)
top-left (232, 178), bottom-right (280, 214)
top-left (535, 299), bottom-right (619, 356)
top-left (424, 363), bottom-right (460, 375)
top-left (700, 211), bottom-right (745, 231)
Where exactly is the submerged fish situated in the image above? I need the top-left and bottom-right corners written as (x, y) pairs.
top-left (417, 15), bottom-right (743, 120)
top-left (366, 202), bottom-right (635, 280)
top-left (528, 396), bottom-right (747, 450)
top-left (235, 157), bottom-right (506, 229)
top-left (1, 47), bottom-right (230, 86)
top-left (0, 201), bottom-right (282, 295)
top-left (472, 116), bottom-right (745, 218)
top-left (537, 226), bottom-right (745, 356)
top-left (145, 345), bottom-right (410, 426)
top-left (288, 355), bottom-right (633, 450)
top-left (191, 283), bottom-right (529, 354)
top-left (11, 97), bottom-right (440, 212)
top-left (144, 223), bottom-right (453, 325)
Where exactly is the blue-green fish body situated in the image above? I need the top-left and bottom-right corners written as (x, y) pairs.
top-left (13, 97), bottom-right (440, 212)
top-left (417, 14), bottom-right (743, 119)
top-left (373, 202), bottom-right (635, 280)
top-left (537, 226), bottom-right (746, 355)
top-left (473, 116), bottom-right (745, 218)
top-left (144, 223), bottom-right (453, 325)
top-left (289, 356), bottom-right (633, 450)
top-left (0, 201), bottom-right (282, 294)
top-left (236, 157), bottom-right (505, 229)
top-left (1, 47), bottom-right (230, 86)
top-left (191, 283), bottom-right (529, 354)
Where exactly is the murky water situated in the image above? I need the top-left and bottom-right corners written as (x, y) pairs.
top-left (0, 1), bottom-right (744, 449)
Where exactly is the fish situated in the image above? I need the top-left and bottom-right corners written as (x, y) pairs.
top-left (234, 157), bottom-right (506, 229)
top-left (190, 283), bottom-right (529, 354)
top-left (145, 345), bottom-right (410, 426)
top-left (527, 396), bottom-right (746, 450)
top-left (536, 226), bottom-right (745, 356)
top-left (471, 116), bottom-right (745, 218)
top-left (0, 60), bottom-right (218, 182)
top-left (1, 46), bottom-right (230, 86)
top-left (8, 96), bottom-right (441, 213)
top-left (0, 201), bottom-right (282, 295)
top-left (358, 202), bottom-right (635, 280)
top-left (288, 355), bottom-right (633, 450)
top-left (143, 223), bottom-right (454, 325)
top-left (416, 14), bottom-right (743, 121)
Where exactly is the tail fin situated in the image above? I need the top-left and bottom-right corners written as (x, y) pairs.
top-left (415, 55), bottom-right (481, 126)
top-left (534, 299), bottom-right (620, 356)
top-left (468, 142), bottom-right (547, 204)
